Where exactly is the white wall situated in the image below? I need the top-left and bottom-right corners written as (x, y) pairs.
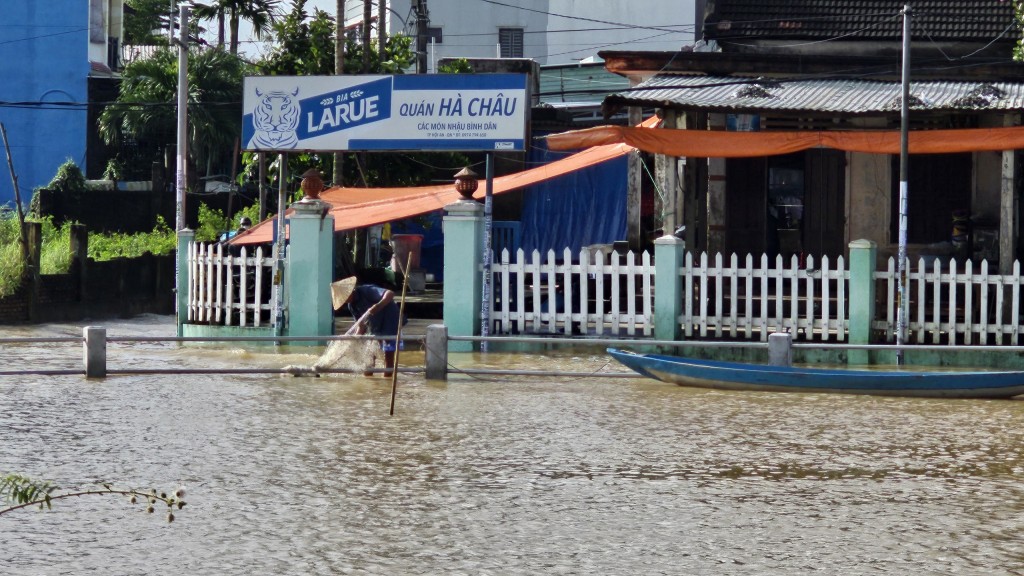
top-left (398, 0), bottom-right (696, 67)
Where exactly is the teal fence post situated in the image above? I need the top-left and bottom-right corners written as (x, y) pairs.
top-left (285, 200), bottom-right (335, 343)
top-left (847, 239), bottom-right (877, 365)
top-left (176, 228), bottom-right (195, 337)
top-left (654, 235), bottom-right (685, 342)
top-left (443, 199), bottom-right (484, 352)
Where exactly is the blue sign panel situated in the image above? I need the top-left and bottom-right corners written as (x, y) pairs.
top-left (242, 74), bottom-right (528, 152)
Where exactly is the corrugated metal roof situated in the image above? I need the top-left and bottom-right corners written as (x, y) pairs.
top-left (538, 64), bottom-right (630, 105)
top-left (607, 74), bottom-right (1024, 114)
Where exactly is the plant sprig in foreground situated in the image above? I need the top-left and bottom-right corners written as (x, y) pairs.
top-left (0, 473), bottom-right (186, 523)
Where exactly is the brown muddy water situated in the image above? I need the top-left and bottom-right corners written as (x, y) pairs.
top-left (2, 315), bottom-right (1024, 575)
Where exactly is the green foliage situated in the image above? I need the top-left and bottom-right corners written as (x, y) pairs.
top-left (98, 48), bottom-right (252, 186)
top-left (260, 1), bottom-right (414, 76)
top-left (0, 208), bottom-right (24, 297)
top-left (193, 0), bottom-right (281, 54)
top-left (36, 217), bottom-right (72, 275)
top-left (102, 158), bottom-right (124, 181)
top-left (48, 159), bottom-right (87, 194)
top-left (124, 0), bottom-right (169, 45)
top-left (261, 0), bottom-right (337, 75)
top-left (87, 216), bottom-right (177, 260)
top-left (0, 474), bottom-right (56, 511)
top-left (438, 58), bottom-right (473, 74)
top-left (0, 473), bottom-right (187, 523)
top-left (198, 202), bottom-right (267, 242)
top-left (0, 212), bottom-right (76, 297)
top-left (341, 34), bottom-right (416, 75)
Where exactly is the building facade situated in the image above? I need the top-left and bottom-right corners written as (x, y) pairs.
top-left (363, 0), bottom-right (698, 69)
top-left (598, 1), bottom-right (1024, 272)
top-left (0, 0), bottom-right (123, 206)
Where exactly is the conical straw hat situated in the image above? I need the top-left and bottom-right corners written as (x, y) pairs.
top-left (331, 276), bottom-right (357, 310)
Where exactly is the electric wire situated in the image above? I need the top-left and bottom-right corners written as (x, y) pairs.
top-left (470, 0), bottom-right (691, 35)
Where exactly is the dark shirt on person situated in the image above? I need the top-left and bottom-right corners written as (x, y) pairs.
top-left (348, 284), bottom-right (404, 336)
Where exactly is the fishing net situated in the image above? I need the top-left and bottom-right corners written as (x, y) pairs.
top-left (313, 338), bottom-right (381, 374)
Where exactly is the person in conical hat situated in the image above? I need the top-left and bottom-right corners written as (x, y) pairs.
top-left (331, 276), bottom-right (405, 377)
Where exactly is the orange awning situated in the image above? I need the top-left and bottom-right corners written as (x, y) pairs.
top-left (545, 124), bottom-right (1024, 157)
top-left (233, 117), bottom-right (660, 245)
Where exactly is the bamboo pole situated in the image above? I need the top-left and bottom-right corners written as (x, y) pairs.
top-left (389, 252), bottom-right (413, 416)
top-left (0, 123), bottom-right (30, 267)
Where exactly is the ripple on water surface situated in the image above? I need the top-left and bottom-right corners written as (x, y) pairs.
top-left (3, 317), bottom-right (1024, 574)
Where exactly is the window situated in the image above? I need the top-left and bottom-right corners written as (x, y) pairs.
top-left (499, 28), bottom-right (524, 58)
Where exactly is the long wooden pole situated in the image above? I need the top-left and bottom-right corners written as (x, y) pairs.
top-left (389, 251), bottom-right (413, 416)
top-left (0, 123), bottom-right (29, 267)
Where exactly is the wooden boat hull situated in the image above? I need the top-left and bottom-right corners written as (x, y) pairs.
top-left (607, 348), bottom-right (1024, 399)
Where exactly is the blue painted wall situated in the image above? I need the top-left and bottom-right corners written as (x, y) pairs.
top-left (0, 2), bottom-right (90, 207)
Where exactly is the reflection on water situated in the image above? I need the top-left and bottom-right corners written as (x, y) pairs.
top-left (3, 315), bottom-right (1024, 574)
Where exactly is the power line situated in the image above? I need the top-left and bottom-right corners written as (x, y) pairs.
top-left (471, 0), bottom-right (690, 35)
top-left (0, 27), bottom-right (89, 46)
top-left (443, 25), bottom-right (693, 39)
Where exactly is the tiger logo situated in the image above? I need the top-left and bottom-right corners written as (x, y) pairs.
top-left (250, 87), bottom-right (300, 149)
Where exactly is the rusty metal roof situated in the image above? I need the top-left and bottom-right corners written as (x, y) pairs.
top-left (606, 74), bottom-right (1024, 114)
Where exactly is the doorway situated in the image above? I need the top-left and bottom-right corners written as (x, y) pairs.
top-left (724, 150), bottom-right (847, 260)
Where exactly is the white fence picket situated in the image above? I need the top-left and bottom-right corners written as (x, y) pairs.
top-left (186, 241), bottom-right (277, 327)
top-left (485, 246), bottom-right (654, 336)
top-left (562, 248), bottom-right (574, 335)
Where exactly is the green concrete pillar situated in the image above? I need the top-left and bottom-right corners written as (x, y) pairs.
top-left (285, 200), bottom-right (335, 344)
top-left (847, 239), bottom-right (877, 365)
top-left (443, 198), bottom-right (483, 352)
top-left (654, 235), bottom-right (685, 341)
top-left (176, 228), bottom-right (195, 337)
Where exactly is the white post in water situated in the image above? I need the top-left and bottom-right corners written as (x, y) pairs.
top-left (895, 4), bottom-right (912, 366)
top-left (768, 332), bottom-right (792, 367)
top-left (425, 324), bottom-right (449, 380)
top-left (83, 326), bottom-right (106, 378)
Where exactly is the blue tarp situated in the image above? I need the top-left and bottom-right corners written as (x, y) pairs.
top-left (519, 135), bottom-right (628, 256)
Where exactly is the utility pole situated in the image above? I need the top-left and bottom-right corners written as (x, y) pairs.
top-left (173, 4), bottom-right (189, 328)
top-left (334, 0), bottom-right (345, 185)
top-left (896, 3), bottom-right (911, 366)
top-left (415, 0), bottom-right (428, 74)
top-left (363, 0), bottom-right (372, 71)
top-left (174, 4), bottom-right (189, 232)
top-left (378, 0), bottom-right (386, 64)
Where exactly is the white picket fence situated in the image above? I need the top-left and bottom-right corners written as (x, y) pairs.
top-left (681, 252), bottom-right (848, 341)
top-left (490, 249), bottom-right (850, 341)
top-left (490, 248), bottom-right (655, 336)
top-left (187, 242), bottom-right (277, 327)
top-left (875, 257), bottom-right (1024, 345)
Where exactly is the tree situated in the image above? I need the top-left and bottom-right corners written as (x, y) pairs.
top-left (124, 0), bottom-right (172, 45)
top-left (97, 47), bottom-right (251, 187)
top-left (1014, 3), bottom-right (1024, 61)
top-left (262, 0), bottom-right (338, 75)
top-left (192, 0), bottom-right (281, 54)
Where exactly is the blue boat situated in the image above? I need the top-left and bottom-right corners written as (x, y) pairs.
top-left (607, 348), bottom-right (1024, 399)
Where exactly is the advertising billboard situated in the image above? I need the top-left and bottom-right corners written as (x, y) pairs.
top-left (242, 74), bottom-right (528, 152)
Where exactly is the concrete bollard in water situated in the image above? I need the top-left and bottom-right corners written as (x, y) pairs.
top-left (84, 326), bottom-right (107, 378)
top-left (768, 332), bottom-right (793, 367)
top-left (425, 324), bottom-right (448, 381)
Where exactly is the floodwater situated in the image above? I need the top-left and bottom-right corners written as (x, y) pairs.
top-left (3, 315), bottom-right (1024, 575)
